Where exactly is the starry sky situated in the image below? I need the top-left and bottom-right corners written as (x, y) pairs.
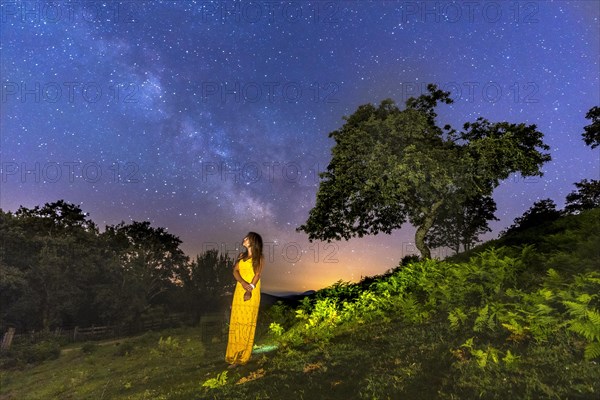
top-left (1, 0), bottom-right (599, 294)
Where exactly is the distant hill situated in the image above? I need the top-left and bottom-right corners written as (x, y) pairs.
top-left (260, 290), bottom-right (316, 308)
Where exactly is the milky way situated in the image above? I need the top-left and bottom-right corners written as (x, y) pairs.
top-left (1, 0), bottom-right (598, 293)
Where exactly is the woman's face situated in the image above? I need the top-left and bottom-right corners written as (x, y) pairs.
top-left (242, 236), bottom-right (250, 249)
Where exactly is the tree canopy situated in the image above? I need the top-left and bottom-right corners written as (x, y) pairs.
top-left (298, 84), bottom-right (551, 259)
top-left (565, 179), bottom-right (600, 214)
top-left (179, 249), bottom-right (236, 321)
top-left (102, 221), bottom-right (189, 324)
top-left (582, 106), bottom-right (600, 149)
top-left (0, 201), bottom-right (229, 332)
top-left (562, 106), bottom-right (600, 215)
top-left (501, 199), bottom-right (562, 237)
top-left (1, 202), bottom-right (103, 330)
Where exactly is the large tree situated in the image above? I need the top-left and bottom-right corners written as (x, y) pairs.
top-left (189, 249), bottom-right (235, 301)
top-left (1, 202), bottom-right (192, 331)
top-left (298, 84), bottom-right (550, 259)
top-left (0, 201), bottom-right (102, 330)
top-left (103, 221), bottom-right (189, 320)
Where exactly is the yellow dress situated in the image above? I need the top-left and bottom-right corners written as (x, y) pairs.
top-left (225, 258), bottom-right (261, 365)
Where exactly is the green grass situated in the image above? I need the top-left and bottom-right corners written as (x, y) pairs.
top-left (0, 327), bottom-right (218, 399)
top-left (3, 313), bottom-right (598, 399)
top-left (2, 209), bottom-right (599, 399)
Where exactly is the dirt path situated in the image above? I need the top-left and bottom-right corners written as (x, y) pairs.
top-left (61, 334), bottom-right (146, 354)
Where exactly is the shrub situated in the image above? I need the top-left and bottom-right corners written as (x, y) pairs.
top-left (22, 339), bottom-right (61, 363)
top-left (266, 301), bottom-right (295, 330)
top-left (81, 341), bottom-right (99, 354)
top-left (113, 341), bottom-right (134, 356)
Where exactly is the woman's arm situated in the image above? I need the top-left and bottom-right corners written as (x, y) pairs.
top-left (249, 255), bottom-right (264, 288)
top-left (232, 255), bottom-right (253, 291)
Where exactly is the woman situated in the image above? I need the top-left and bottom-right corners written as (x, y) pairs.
top-left (225, 232), bottom-right (264, 368)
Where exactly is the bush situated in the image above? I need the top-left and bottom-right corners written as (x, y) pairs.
top-left (266, 301), bottom-right (295, 330)
top-left (81, 341), bottom-right (99, 354)
top-left (0, 350), bottom-right (25, 369)
top-left (22, 339), bottom-right (61, 363)
top-left (113, 341), bottom-right (134, 357)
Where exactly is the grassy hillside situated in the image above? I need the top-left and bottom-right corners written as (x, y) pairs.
top-left (1, 209), bottom-right (599, 399)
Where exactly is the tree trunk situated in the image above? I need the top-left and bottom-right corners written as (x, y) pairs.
top-left (414, 200), bottom-right (444, 259)
top-left (452, 244), bottom-right (460, 255)
top-left (41, 285), bottom-right (51, 331)
top-left (42, 299), bottom-right (50, 331)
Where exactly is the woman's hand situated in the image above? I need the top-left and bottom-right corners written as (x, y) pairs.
top-left (242, 282), bottom-right (254, 292)
top-left (243, 291), bottom-right (252, 302)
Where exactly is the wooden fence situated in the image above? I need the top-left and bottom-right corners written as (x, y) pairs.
top-left (1, 313), bottom-right (191, 351)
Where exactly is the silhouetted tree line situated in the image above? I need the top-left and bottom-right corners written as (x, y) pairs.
top-left (0, 200), bottom-right (235, 333)
top-left (500, 104), bottom-right (600, 238)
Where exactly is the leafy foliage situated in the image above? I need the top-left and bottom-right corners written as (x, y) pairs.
top-left (103, 220), bottom-right (189, 317)
top-left (178, 249), bottom-right (235, 321)
top-left (501, 198), bottom-right (562, 237)
top-left (582, 105), bottom-right (600, 148)
top-left (270, 209), bottom-right (600, 397)
top-left (0, 201), bottom-right (190, 333)
top-left (298, 84), bottom-right (550, 258)
top-left (0, 202), bottom-right (104, 330)
top-left (565, 179), bottom-right (600, 214)
top-left (202, 370), bottom-right (228, 389)
top-left (2, 210), bottom-right (599, 399)
top-left (426, 195), bottom-right (498, 254)
top-left (563, 293), bottom-right (600, 360)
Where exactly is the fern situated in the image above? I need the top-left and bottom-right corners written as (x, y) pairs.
top-left (473, 304), bottom-right (497, 333)
top-left (396, 293), bottom-right (429, 323)
top-left (563, 297), bottom-right (600, 360)
top-left (448, 308), bottom-right (468, 330)
top-left (458, 338), bottom-right (500, 369)
top-left (563, 300), bottom-right (588, 318)
top-left (584, 342), bottom-right (600, 360)
top-left (568, 320), bottom-right (600, 342)
top-left (502, 349), bottom-right (521, 369)
top-left (588, 308), bottom-right (600, 326)
top-left (501, 318), bottom-right (529, 343)
top-left (202, 370), bottom-right (228, 389)
top-left (545, 268), bottom-right (565, 288)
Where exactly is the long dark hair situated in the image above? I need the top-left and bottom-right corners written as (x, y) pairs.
top-left (239, 232), bottom-right (263, 273)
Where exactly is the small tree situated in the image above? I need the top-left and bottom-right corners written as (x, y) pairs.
top-left (180, 249), bottom-right (235, 319)
top-left (565, 179), bottom-right (600, 214)
top-left (582, 106), bottom-right (600, 149)
top-left (426, 195), bottom-right (498, 254)
top-left (501, 199), bottom-right (562, 236)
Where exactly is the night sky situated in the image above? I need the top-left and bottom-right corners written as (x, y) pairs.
top-left (1, 0), bottom-right (598, 294)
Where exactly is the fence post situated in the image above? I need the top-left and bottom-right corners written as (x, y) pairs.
top-left (1, 327), bottom-right (16, 352)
